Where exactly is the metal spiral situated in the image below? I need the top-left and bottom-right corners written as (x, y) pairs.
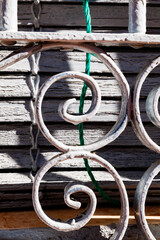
top-left (35, 42), bottom-right (130, 152)
top-left (0, 42), bottom-right (130, 239)
top-left (32, 151), bottom-right (129, 239)
top-left (132, 55), bottom-right (160, 239)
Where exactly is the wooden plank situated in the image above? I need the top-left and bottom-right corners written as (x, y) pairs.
top-left (0, 147), bottom-right (159, 170)
top-left (0, 208), bottom-right (133, 229)
top-left (0, 74), bottom-right (159, 98)
top-left (0, 124), bottom-right (158, 146)
top-left (0, 188), bottom-right (159, 202)
top-left (19, 4), bottom-right (128, 28)
top-left (0, 188), bottom-right (159, 209)
top-left (0, 170), bottom-right (153, 188)
top-left (1, 206), bottom-right (160, 230)
top-left (0, 74), bottom-right (121, 97)
top-left (17, 3), bottom-right (160, 28)
top-left (0, 99), bottom-right (157, 122)
top-left (0, 75), bottom-right (30, 97)
top-left (0, 149), bottom-right (31, 169)
top-left (0, 100), bottom-right (121, 122)
top-left (1, 49), bottom-right (160, 74)
top-left (19, 0), bottom-right (160, 3)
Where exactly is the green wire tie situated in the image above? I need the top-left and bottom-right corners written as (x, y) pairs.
top-left (78, 0), bottom-right (120, 206)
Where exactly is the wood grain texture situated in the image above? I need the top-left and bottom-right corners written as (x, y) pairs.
top-left (0, 208), bottom-right (134, 229)
top-left (0, 124), bottom-right (159, 147)
top-left (0, 99), bottom-right (157, 122)
top-left (17, 3), bottom-right (160, 29)
top-left (0, 170), bottom-right (154, 189)
top-left (0, 147), bottom-right (158, 170)
top-left (0, 74), bottom-right (159, 98)
top-left (1, 206), bottom-right (160, 229)
top-left (19, 0), bottom-right (160, 3)
top-left (1, 49), bottom-right (160, 74)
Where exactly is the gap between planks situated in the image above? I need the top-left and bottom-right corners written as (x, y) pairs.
top-left (0, 206), bottom-right (160, 229)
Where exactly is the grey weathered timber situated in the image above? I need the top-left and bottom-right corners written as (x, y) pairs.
top-left (0, 74), bottom-right (159, 98)
top-left (17, 4), bottom-right (160, 29)
top-left (1, 48), bottom-right (160, 74)
top-left (0, 124), bottom-right (159, 146)
top-left (0, 147), bottom-right (159, 170)
top-left (0, 99), bottom-right (157, 122)
top-left (0, 170), bottom-right (151, 188)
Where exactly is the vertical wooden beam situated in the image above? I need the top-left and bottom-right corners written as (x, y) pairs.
top-left (2, 0), bottom-right (17, 31)
top-left (128, 0), bottom-right (146, 34)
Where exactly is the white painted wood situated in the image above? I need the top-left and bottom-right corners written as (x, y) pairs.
top-left (0, 75), bottom-right (159, 98)
top-left (1, 49), bottom-right (160, 74)
top-left (0, 147), bottom-right (159, 169)
top-left (0, 99), bottom-right (156, 122)
top-left (0, 124), bottom-right (158, 146)
top-left (0, 171), bottom-right (148, 186)
top-left (0, 100), bottom-right (121, 122)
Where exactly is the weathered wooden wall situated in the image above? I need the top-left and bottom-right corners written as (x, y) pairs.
top-left (0, 0), bottom-right (160, 230)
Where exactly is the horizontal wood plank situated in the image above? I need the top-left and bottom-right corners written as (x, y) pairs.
top-left (1, 206), bottom-right (160, 230)
top-left (0, 74), bottom-right (159, 98)
top-left (0, 169), bottom-right (159, 209)
top-left (0, 170), bottom-right (151, 188)
top-left (0, 147), bottom-right (159, 170)
top-left (1, 49), bottom-right (160, 74)
top-left (0, 124), bottom-right (158, 147)
top-left (0, 99), bottom-right (156, 123)
top-left (18, 3), bottom-right (160, 29)
top-left (19, 0), bottom-right (160, 3)
top-left (0, 100), bottom-right (121, 122)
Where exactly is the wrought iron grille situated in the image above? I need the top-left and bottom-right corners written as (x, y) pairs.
top-left (0, 0), bottom-right (159, 239)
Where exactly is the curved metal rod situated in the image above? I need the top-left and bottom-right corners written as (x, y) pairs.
top-left (134, 159), bottom-right (160, 240)
top-left (132, 55), bottom-right (160, 154)
top-left (32, 151), bottom-right (129, 238)
top-left (36, 71), bottom-right (101, 125)
top-left (35, 42), bottom-right (130, 152)
top-left (0, 43), bottom-right (42, 71)
top-left (146, 85), bottom-right (160, 128)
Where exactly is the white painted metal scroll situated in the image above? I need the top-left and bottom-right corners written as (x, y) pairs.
top-left (1, 0), bottom-right (17, 31)
top-left (1, 0), bottom-right (160, 239)
top-left (132, 55), bottom-right (160, 240)
top-left (129, 0), bottom-right (146, 34)
top-left (33, 42), bottom-right (130, 239)
top-left (0, 39), bottom-right (130, 239)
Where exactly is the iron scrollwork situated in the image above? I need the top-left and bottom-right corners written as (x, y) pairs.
top-left (31, 42), bottom-right (130, 239)
top-left (3, 41), bottom-right (160, 239)
top-left (3, 40), bottom-right (160, 239)
top-left (132, 55), bottom-right (160, 240)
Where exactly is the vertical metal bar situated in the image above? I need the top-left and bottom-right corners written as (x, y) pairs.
top-left (128, 0), bottom-right (146, 34)
top-left (2, 0), bottom-right (17, 31)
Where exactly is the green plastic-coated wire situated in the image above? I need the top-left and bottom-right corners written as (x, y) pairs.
top-left (79, 0), bottom-right (119, 206)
